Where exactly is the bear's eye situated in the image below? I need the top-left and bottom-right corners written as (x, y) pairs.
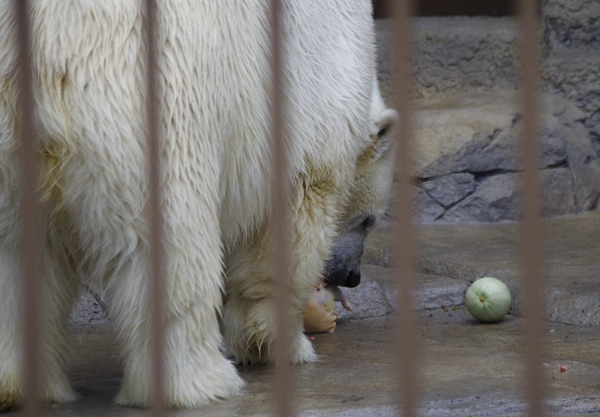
top-left (377, 125), bottom-right (388, 139)
top-left (362, 216), bottom-right (376, 229)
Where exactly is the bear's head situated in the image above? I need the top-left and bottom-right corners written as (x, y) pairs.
top-left (324, 80), bottom-right (398, 290)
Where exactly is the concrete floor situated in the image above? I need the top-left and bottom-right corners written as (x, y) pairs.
top-left (11, 213), bottom-right (600, 416)
top-left (24, 311), bottom-right (600, 416)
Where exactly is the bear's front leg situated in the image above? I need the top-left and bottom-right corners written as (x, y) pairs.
top-left (222, 173), bottom-right (343, 365)
top-left (221, 286), bottom-right (317, 366)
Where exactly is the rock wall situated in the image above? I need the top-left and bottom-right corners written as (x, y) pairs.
top-left (543, 0), bottom-right (600, 156)
top-left (376, 0), bottom-right (600, 223)
top-left (407, 91), bottom-right (600, 223)
top-left (377, 17), bottom-right (519, 102)
top-left (377, 0), bottom-right (600, 156)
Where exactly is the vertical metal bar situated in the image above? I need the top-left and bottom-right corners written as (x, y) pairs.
top-left (270, 1), bottom-right (294, 417)
top-left (518, 0), bottom-right (545, 416)
top-left (14, 1), bottom-right (42, 416)
top-left (391, 1), bottom-right (419, 417)
top-left (144, 0), bottom-right (166, 414)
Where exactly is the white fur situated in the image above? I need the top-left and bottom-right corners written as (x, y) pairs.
top-left (0, 0), bottom-right (375, 409)
top-left (321, 77), bottom-right (398, 288)
top-left (355, 76), bottom-right (398, 222)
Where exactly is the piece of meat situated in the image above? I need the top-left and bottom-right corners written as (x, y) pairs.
top-left (329, 284), bottom-right (353, 311)
top-left (303, 278), bottom-right (338, 333)
top-left (303, 277), bottom-right (354, 333)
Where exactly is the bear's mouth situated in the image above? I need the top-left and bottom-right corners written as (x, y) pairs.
top-left (327, 284), bottom-right (353, 311)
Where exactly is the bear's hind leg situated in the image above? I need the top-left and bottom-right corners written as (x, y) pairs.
top-left (0, 242), bottom-right (79, 410)
top-left (38, 243), bottom-right (81, 404)
top-left (109, 243), bottom-right (244, 409)
top-left (0, 247), bottom-right (27, 411)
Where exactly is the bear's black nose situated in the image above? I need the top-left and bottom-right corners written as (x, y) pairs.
top-left (344, 269), bottom-right (361, 288)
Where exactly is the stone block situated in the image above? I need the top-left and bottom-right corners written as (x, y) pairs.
top-left (440, 173), bottom-right (520, 223)
top-left (542, 167), bottom-right (577, 216)
top-left (412, 186), bottom-right (445, 223)
top-left (422, 173), bottom-right (476, 208)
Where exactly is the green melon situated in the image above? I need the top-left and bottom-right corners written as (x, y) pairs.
top-left (465, 277), bottom-right (511, 323)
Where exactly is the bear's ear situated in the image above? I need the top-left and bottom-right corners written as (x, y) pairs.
top-left (369, 108), bottom-right (399, 160)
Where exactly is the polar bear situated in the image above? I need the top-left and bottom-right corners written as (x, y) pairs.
top-left (0, 0), bottom-right (376, 410)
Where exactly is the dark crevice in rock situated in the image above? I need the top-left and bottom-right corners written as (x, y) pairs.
top-left (545, 159), bottom-right (569, 169)
top-left (432, 187), bottom-right (478, 221)
top-left (420, 162), bottom-right (571, 221)
top-left (472, 169), bottom-right (515, 180)
top-left (590, 132), bottom-right (600, 159)
top-left (511, 113), bottom-right (522, 126)
top-left (433, 210), bottom-right (447, 222)
top-left (433, 211), bottom-right (448, 222)
top-left (464, 162), bottom-right (567, 180)
top-left (421, 187), bottom-right (446, 209)
top-left (481, 129), bottom-right (501, 149)
top-left (569, 164), bottom-right (581, 212)
top-left (589, 194), bottom-right (599, 211)
top-left (421, 168), bottom-right (513, 183)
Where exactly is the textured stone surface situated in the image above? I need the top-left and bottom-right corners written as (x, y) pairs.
top-left (376, 2), bottom-right (600, 156)
top-left (412, 186), bottom-right (445, 223)
top-left (544, 0), bottom-right (600, 52)
top-left (336, 277), bottom-right (391, 320)
top-left (544, 54), bottom-right (600, 158)
top-left (440, 173), bottom-right (520, 223)
top-left (409, 91), bottom-right (600, 223)
top-left (45, 313), bottom-right (600, 416)
top-left (413, 91), bottom-right (579, 176)
top-left (574, 174), bottom-right (599, 211)
top-left (413, 93), bottom-right (518, 178)
top-left (335, 267), bottom-right (469, 319)
top-left (376, 17), bottom-right (518, 103)
top-left (542, 167), bottom-right (577, 216)
top-left (421, 173), bottom-right (476, 208)
top-left (69, 286), bottom-right (108, 325)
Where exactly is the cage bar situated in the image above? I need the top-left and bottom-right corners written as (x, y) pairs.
top-left (391, 1), bottom-right (420, 417)
top-left (144, 0), bottom-right (167, 414)
top-left (517, 0), bottom-right (546, 416)
top-left (269, 1), bottom-right (295, 417)
top-left (14, 1), bottom-right (42, 415)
